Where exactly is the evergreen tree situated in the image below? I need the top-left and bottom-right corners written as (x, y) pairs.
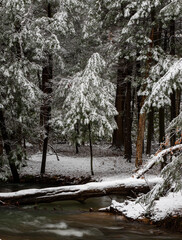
top-left (55, 53), bottom-right (117, 175)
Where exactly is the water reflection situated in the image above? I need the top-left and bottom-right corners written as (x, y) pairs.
top-left (0, 194), bottom-right (181, 240)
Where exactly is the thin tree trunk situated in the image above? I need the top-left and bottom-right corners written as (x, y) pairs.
top-left (75, 122), bottom-right (79, 154)
top-left (146, 107), bottom-right (154, 155)
top-left (124, 80), bottom-right (132, 161)
top-left (159, 108), bottom-right (165, 144)
top-left (40, 60), bottom-right (52, 175)
top-left (159, 107), bottom-right (166, 169)
top-left (40, 3), bottom-right (53, 175)
top-left (0, 109), bottom-right (19, 183)
top-left (88, 123), bottom-right (94, 176)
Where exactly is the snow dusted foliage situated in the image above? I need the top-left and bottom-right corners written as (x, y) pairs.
top-left (0, 1), bottom-right (42, 120)
top-left (0, 0), bottom-right (76, 119)
top-left (55, 53), bottom-right (118, 143)
top-left (160, 0), bottom-right (182, 22)
top-left (108, 145), bottom-right (182, 221)
top-left (138, 153), bottom-right (182, 213)
top-left (167, 112), bottom-right (182, 134)
top-left (142, 56), bottom-right (182, 109)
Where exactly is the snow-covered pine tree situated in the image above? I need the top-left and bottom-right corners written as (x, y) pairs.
top-left (56, 53), bottom-right (118, 175)
top-left (0, 0), bottom-right (80, 180)
top-left (0, 0), bottom-right (42, 182)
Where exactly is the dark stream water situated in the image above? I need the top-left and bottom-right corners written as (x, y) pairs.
top-left (0, 184), bottom-right (182, 240)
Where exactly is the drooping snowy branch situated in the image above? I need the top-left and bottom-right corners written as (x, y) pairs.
top-left (142, 58), bottom-right (182, 110)
top-left (134, 144), bottom-right (182, 179)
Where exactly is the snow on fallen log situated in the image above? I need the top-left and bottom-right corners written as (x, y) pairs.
top-left (135, 144), bottom-right (182, 179)
top-left (100, 191), bottom-right (182, 224)
top-left (0, 178), bottom-right (159, 205)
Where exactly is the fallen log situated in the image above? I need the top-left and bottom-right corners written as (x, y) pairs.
top-left (0, 178), bottom-right (154, 205)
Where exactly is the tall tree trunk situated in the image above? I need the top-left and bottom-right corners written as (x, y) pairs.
top-left (40, 56), bottom-right (53, 175)
top-left (135, 9), bottom-right (156, 167)
top-left (88, 123), bottom-right (94, 175)
top-left (112, 59), bottom-right (126, 149)
top-left (40, 2), bottom-right (53, 175)
top-left (169, 19), bottom-right (176, 146)
top-left (124, 80), bottom-right (132, 162)
top-left (146, 107), bottom-right (154, 155)
top-left (0, 109), bottom-right (19, 183)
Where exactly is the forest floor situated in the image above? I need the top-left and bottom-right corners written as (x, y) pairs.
top-left (19, 143), bottom-right (160, 185)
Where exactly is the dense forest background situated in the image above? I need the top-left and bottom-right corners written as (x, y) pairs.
top-left (0, 0), bottom-right (181, 183)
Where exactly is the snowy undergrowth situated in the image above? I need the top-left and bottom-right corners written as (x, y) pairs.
top-left (103, 153), bottom-right (182, 221)
top-left (107, 191), bottom-right (182, 221)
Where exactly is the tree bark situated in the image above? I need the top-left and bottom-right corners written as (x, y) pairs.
top-left (135, 8), bottom-right (156, 167)
top-left (146, 107), bottom-right (154, 155)
top-left (169, 19), bottom-right (176, 146)
top-left (136, 108), bottom-right (146, 167)
top-left (88, 123), bottom-right (94, 175)
top-left (0, 135), bottom-right (3, 156)
top-left (176, 89), bottom-right (181, 116)
top-left (75, 122), bottom-right (79, 154)
top-left (40, 58), bottom-right (52, 175)
top-left (159, 108), bottom-right (165, 144)
top-left (124, 80), bottom-right (132, 161)
top-left (112, 59), bottom-right (126, 148)
top-left (0, 109), bottom-right (19, 183)
top-left (40, 3), bottom-right (53, 175)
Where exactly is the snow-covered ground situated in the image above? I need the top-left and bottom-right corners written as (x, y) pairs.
top-left (104, 191), bottom-right (182, 222)
top-left (21, 153), bottom-right (134, 179)
top-left (20, 143), bottom-right (160, 182)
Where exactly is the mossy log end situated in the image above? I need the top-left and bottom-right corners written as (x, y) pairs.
top-left (0, 181), bottom-right (150, 206)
